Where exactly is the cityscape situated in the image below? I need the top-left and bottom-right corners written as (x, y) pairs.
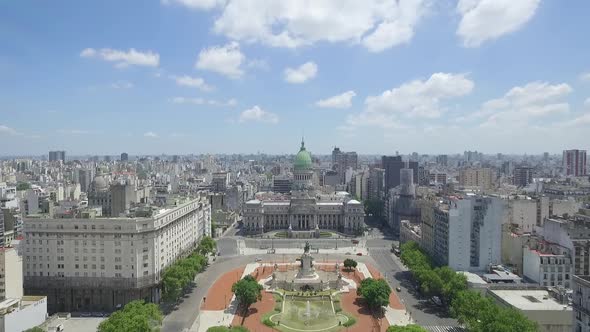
top-left (2, 1), bottom-right (590, 332)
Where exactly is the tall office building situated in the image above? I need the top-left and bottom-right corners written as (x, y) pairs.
top-left (48, 151), bottom-right (66, 163)
top-left (120, 152), bottom-right (129, 162)
top-left (381, 156), bottom-right (418, 192)
top-left (77, 169), bottom-right (93, 193)
top-left (563, 149), bottom-right (587, 176)
top-left (332, 147), bottom-right (358, 183)
top-left (514, 166), bottom-right (534, 187)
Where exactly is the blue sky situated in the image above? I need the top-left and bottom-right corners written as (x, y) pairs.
top-left (1, 0), bottom-right (589, 156)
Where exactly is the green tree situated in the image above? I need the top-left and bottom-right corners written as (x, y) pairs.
top-left (357, 278), bottom-right (391, 310)
top-left (98, 300), bottom-right (162, 332)
top-left (386, 325), bottom-right (427, 332)
top-left (343, 258), bottom-right (358, 271)
top-left (16, 182), bottom-right (31, 191)
top-left (231, 275), bottom-right (263, 314)
top-left (198, 236), bottom-right (216, 255)
top-left (24, 327), bottom-right (44, 332)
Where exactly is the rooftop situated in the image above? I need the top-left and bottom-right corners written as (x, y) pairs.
top-left (489, 289), bottom-right (571, 311)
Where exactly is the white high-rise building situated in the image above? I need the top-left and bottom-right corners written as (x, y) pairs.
top-left (22, 194), bottom-right (211, 313)
top-left (434, 194), bottom-right (504, 271)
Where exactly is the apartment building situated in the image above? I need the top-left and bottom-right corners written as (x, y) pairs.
top-left (22, 194), bottom-right (211, 313)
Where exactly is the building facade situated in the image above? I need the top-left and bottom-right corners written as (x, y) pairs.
top-left (243, 141), bottom-right (364, 235)
top-left (458, 168), bottom-right (495, 189)
top-left (574, 275), bottom-right (590, 332)
top-left (22, 195), bottom-right (211, 313)
top-left (514, 166), bottom-right (534, 187)
top-left (563, 149), bottom-right (587, 177)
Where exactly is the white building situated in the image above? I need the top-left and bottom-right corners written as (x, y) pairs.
top-left (436, 194), bottom-right (504, 272)
top-left (0, 296), bottom-right (47, 332)
top-left (523, 244), bottom-right (573, 288)
top-left (22, 194), bottom-right (211, 312)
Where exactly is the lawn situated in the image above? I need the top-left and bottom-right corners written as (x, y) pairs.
top-left (269, 296), bottom-right (349, 332)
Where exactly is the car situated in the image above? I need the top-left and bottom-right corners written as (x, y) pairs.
top-left (80, 312), bottom-right (92, 317)
top-left (255, 257), bottom-right (262, 262)
top-left (345, 252), bottom-right (351, 255)
top-left (351, 239), bottom-right (359, 244)
top-left (395, 287), bottom-right (402, 292)
top-left (356, 252), bottom-right (363, 256)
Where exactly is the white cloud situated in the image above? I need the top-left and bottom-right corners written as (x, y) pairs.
top-left (171, 75), bottom-right (214, 91)
top-left (457, 0), bottom-right (541, 47)
top-left (80, 48), bottom-right (96, 57)
top-left (476, 81), bottom-right (572, 128)
top-left (80, 48), bottom-right (160, 67)
top-left (315, 91), bottom-right (356, 109)
top-left (284, 62), bottom-right (317, 84)
top-left (144, 132), bottom-right (159, 138)
top-left (195, 42), bottom-right (244, 79)
top-left (161, 0), bottom-right (225, 10)
top-left (205, 0), bottom-right (427, 52)
top-left (239, 105), bottom-right (279, 124)
top-left (584, 97), bottom-right (590, 108)
top-left (580, 72), bottom-right (590, 82)
top-left (0, 125), bottom-right (18, 136)
top-left (171, 97), bottom-right (237, 107)
top-left (348, 73), bottom-right (474, 128)
top-left (111, 81), bottom-right (134, 89)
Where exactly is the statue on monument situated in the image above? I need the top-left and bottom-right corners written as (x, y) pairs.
top-left (304, 241), bottom-right (311, 253)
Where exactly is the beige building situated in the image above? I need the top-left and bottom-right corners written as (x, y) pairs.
top-left (574, 275), bottom-right (590, 332)
top-left (0, 245), bottom-right (23, 301)
top-left (459, 168), bottom-right (495, 189)
top-left (22, 194), bottom-right (211, 313)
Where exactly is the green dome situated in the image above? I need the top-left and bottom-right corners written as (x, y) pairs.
top-left (294, 141), bottom-right (312, 170)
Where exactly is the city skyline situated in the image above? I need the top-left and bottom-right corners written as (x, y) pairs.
top-left (1, 1), bottom-right (590, 155)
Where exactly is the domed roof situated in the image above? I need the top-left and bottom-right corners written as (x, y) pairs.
top-left (294, 140), bottom-right (312, 171)
top-left (92, 175), bottom-right (108, 191)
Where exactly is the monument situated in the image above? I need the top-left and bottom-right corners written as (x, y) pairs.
top-left (296, 242), bottom-right (318, 280)
top-left (268, 242), bottom-right (347, 291)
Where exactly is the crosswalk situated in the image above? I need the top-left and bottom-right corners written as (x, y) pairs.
top-left (423, 326), bottom-right (466, 332)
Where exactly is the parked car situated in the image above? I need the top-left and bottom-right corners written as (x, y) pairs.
top-left (356, 252), bottom-right (363, 256)
top-left (395, 287), bottom-right (402, 292)
top-left (345, 252), bottom-right (351, 255)
top-left (255, 257), bottom-right (262, 262)
top-left (351, 239), bottom-right (359, 244)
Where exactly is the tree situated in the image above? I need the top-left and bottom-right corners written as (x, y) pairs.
top-left (98, 300), bottom-right (162, 332)
top-left (16, 182), bottom-right (31, 191)
top-left (231, 275), bottom-right (263, 314)
top-left (357, 278), bottom-right (391, 310)
top-left (343, 258), bottom-right (358, 271)
top-left (387, 325), bottom-right (427, 332)
top-left (24, 328), bottom-right (44, 332)
top-left (198, 236), bottom-right (216, 255)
